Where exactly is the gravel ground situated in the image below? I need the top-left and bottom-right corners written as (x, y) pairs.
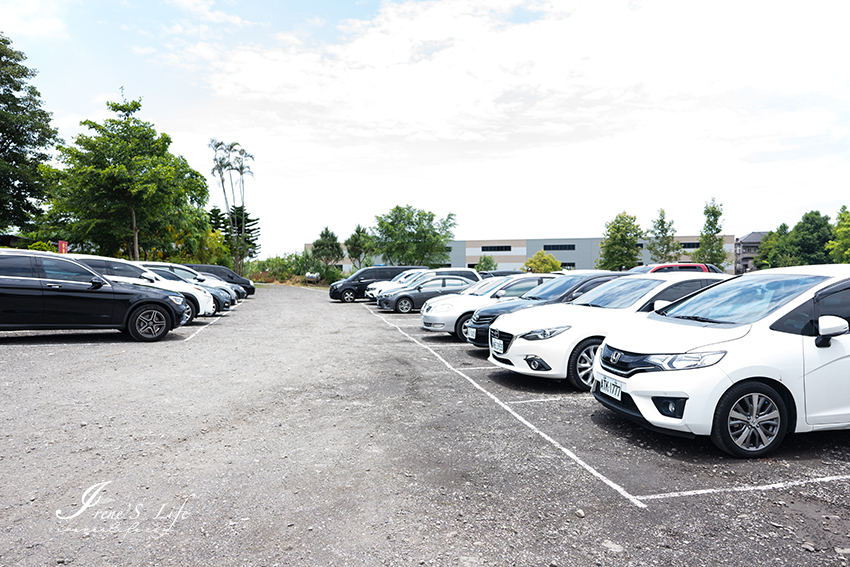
top-left (3, 284), bottom-right (850, 566)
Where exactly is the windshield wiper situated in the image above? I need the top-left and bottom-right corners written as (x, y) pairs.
top-left (673, 315), bottom-right (733, 324)
top-left (578, 303), bottom-right (606, 308)
top-left (524, 296), bottom-right (540, 300)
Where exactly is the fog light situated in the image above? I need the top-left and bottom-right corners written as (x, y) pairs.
top-left (524, 356), bottom-right (551, 372)
top-left (652, 397), bottom-right (687, 419)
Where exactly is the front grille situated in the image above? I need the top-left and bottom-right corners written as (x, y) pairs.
top-left (489, 328), bottom-right (515, 353)
top-left (493, 355), bottom-right (513, 366)
top-left (600, 344), bottom-right (658, 378)
top-left (472, 312), bottom-right (496, 324)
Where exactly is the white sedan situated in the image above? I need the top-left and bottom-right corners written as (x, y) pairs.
top-left (488, 273), bottom-right (729, 389)
top-left (421, 274), bottom-right (558, 339)
top-left (593, 265), bottom-right (850, 458)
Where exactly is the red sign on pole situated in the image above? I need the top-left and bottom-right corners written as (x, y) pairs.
top-left (57, 241), bottom-right (68, 254)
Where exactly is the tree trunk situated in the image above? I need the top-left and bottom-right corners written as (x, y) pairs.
top-left (130, 206), bottom-right (139, 261)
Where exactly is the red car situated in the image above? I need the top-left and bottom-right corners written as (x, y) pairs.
top-left (629, 263), bottom-right (724, 273)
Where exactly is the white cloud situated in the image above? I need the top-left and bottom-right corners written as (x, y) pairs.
top-left (166, 0), bottom-right (248, 26)
top-left (0, 0), bottom-right (69, 39)
top-left (131, 45), bottom-right (156, 55)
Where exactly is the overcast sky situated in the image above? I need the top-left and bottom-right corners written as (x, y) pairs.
top-left (3, 0), bottom-right (850, 258)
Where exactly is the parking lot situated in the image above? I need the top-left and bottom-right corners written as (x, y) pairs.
top-left (3, 284), bottom-right (850, 566)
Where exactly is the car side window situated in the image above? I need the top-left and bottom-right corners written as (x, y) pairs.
top-left (640, 280), bottom-right (706, 311)
top-left (41, 258), bottom-right (96, 282)
top-left (502, 279), bottom-right (540, 297)
top-left (818, 289), bottom-right (850, 329)
top-left (78, 259), bottom-right (109, 274)
top-left (172, 267), bottom-right (199, 280)
top-left (112, 262), bottom-right (147, 278)
top-left (420, 279), bottom-right (443, 290)
top-left (0, 256), bottom-right (35, 278)
top-left (444, 278), bottom-right (468, 289)
top-left (770, 300), bottom-right (815, 336)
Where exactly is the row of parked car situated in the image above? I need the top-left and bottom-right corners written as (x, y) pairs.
top-left (333, 262), bottom-right (850, 459)
top-left (0, 249), bottom-right (255, 342)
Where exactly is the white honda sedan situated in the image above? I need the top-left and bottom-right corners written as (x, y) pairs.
top-left (488, 273), bottom-right (729, 389)
top-left (593, 265), bottom-right (850, 458)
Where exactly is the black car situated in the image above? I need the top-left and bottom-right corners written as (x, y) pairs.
top-left (465, 270), bottom-right (623, 347)
top-left (329, 265), bottom-right (428, 303)
top-left (0, 250), bottom-right (189, 342)
top-left (183, 263), bottom-right (255, 295)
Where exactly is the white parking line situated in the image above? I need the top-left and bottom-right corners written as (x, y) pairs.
top-left (458, 366), bottom-right (494, 371)
top-left (182, 317), bottom-right (221, 342)
top-left (638, 474), bottom-right (850, 501)
top-left (510, 397), bottom-right (572, 404)
top-left (367, 305), bottom-right (648, 509)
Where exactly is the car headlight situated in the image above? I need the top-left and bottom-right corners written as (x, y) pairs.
top-left (430, 303), bottom-right (453, 313)
top-left (646, 352), bottom-right (726, 371)
top-left (518, 326), bottom-right (571, 341)
top-left (168, 295), bottom-right (184, 305)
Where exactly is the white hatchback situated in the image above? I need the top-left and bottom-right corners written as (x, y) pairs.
top-left (593, 265), bottom-right (850, 458)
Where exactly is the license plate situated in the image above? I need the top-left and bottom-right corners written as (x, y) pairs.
top-left (466, 327), bottom-right (476, 340)
top-left (492, 337), bottom-right (504, 354)
top-left (599, 376), bottom-right (623, 401)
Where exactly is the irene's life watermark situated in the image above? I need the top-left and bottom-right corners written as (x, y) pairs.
top-left (55, 481), bottom-right (196, 539)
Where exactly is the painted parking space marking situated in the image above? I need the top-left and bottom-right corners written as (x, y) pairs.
top-left (637, 474), bottom-right (850, 501)
top-left (367, 305), bottom-right (648, 509)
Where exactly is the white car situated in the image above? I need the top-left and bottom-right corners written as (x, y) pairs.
top-left (488, 273), bottom-right (729, 389)
top-left (592, 265), bottom-right (850, 458)
top-left (365, 269), bottom-right (427, 300)
top-left (421, 273), bottom-right (559, 339)
top-left (138, 261), bottom-right (239, 303)
top-left (69, 254), bottom-right (216, 323)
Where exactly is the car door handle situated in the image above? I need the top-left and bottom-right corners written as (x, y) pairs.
top-left (46, 283), bottom-right (63, 288)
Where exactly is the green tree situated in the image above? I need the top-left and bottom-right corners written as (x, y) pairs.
top-left (755, 224), bottom-right (798, 269)
top-left (226, 205), bottom-right (260, 265)
top-left (790, 210), bottom-right (832, 266)
top-left (827, 206), bottom-right (850, 264)
top-left (690, 198), bottom-right (728, 268)
top-left (523, 250), bottom-right (561, 273)
top-left (645, 208), bottom-right (682, 263)
top-left (45, 96), bottom-right (208, 260)
top-left (475, 255), bottom-right (498, 272)
top-left (595, 212), bottom-right (643, 270)
top-left (312, 226), bottom-right (344, 267)
top-left (0, 33), bottom-right (60, 232)
top-left (208, 205), bottom-right (228, 232)
top-left (344, 224), bottom-right (374, 271)
top-left (372, 205), bottom-right (456, 267)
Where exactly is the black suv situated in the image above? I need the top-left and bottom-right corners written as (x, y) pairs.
top-left (0, 250), bottom-right (189, 342)
top-left (183, 263), bottom-right (255, 295)
top-left (329, 266), bottom-right (428, 303)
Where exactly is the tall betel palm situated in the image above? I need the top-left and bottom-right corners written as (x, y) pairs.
top-left (232, 148), bottom-right (254, 275)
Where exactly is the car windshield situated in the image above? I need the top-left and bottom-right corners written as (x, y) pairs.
top-left (572, 278), bottom-right (663, 309)
top-left (521, 274), bottom-right (590, 300)
top-left (662, 274), bottom-right (828, 325)
top-left (470, 277), bottom-right (509, 296)
top-left (628, 266), bottom-right (652, 273)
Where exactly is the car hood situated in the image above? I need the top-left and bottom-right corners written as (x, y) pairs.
top-left (492, 302), bottom-right (633, 334)
top-left (604, 314), bottom-right (753, 354)
top-left (427, 293), bottom-right (507, 314)
top-left (475, 297), bottom-right (543, 318)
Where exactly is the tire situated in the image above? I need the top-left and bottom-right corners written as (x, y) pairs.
top-left (341, 289), bottom-right (356, 303)
top-left (710, 381), bottom-right (788, 458)
top-left (566, 337), bottom-right (603, 391)
top-left (185, 299), bottom-right (197, 325)
top-left (127, 304), bottom-right (171, 342)
top-left (454, 313), bottom-right (472, 341)
top-left (396, 297), bottom-right (413, 314)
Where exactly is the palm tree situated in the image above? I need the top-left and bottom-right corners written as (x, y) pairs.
top-left (231, 148), bottom-right (254, 275)
top-left (208, 138), bottom-right (241, 259)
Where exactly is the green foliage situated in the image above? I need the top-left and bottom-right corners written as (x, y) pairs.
top-left (27, 240), bottom-right (54, 252)
top-left (344, 224), bottom-right (374, 271)
top-left (245, 250), bottom-right (342, 284)
top-left (372, 205), bottom-right (456, 268)
top-left (790, 210), bottom-right (832, 265)
top-left (690, 198), bottom-right (728, 268)
top-left (646, 209), bottom-right (682, 264)
top-left (43, 95), bottom-right (208, 261)
top-left (0, 33), bottom-right (60, 233)
top-left (475, 255), bottom-right (498, 271)
top-left (755, 224), bottom-right (798, 269)
top-left (595, 212), bottom-right (643, 270)
top-left (828, 206), bottom-right (850, 264)
top-left (312, 226), bottom-right (344, 267)
top-left (523, 250), bottom-right (561, 273)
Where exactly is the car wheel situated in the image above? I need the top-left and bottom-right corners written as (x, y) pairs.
top-left (185, 299), bottom-right (197, 324)
top-left (341, 289), bottom-right (356, 303)
top-left (127, 304), bottom-right (171, 342)
top-left (396, 297), bottom-right (413, 313)
top-left (710, 381), bottom-right (788, 458)
top-left (454, 313), bottom-right (472, 341)
top-left (566, 337), bottom-right (602, 391)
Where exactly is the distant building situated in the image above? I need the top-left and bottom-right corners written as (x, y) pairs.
top-left (318, 234), bottom-right (737, 274)
top-left (734, 232), bottom-right (768, 274)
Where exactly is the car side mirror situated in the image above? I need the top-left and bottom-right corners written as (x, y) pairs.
top-left (89, 276), bottom-right (106, 290)
top-left (494, 290), bottom-right (506, 298)
top-left (653, 300), bottom-right (672, 311)
top-left (142, 274), bottom-right (155, 283)
top-left (816, 315), bottom-right (849, 348)
top-left (196, 276), bottom-right (206, 282)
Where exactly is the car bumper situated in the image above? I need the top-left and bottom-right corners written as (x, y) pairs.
top-left (329, 288), bottom-right (341, 299)
top-left (487, 329), bottom-right (571, 379)
top-left (421, 312), bottom-right (458, 333)
top-left (591, 355), bottom-right (732, 437)
top-left (376, 297), bottom-right (395, 310)
top-left (463, 321), bottom-right (491, 347)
